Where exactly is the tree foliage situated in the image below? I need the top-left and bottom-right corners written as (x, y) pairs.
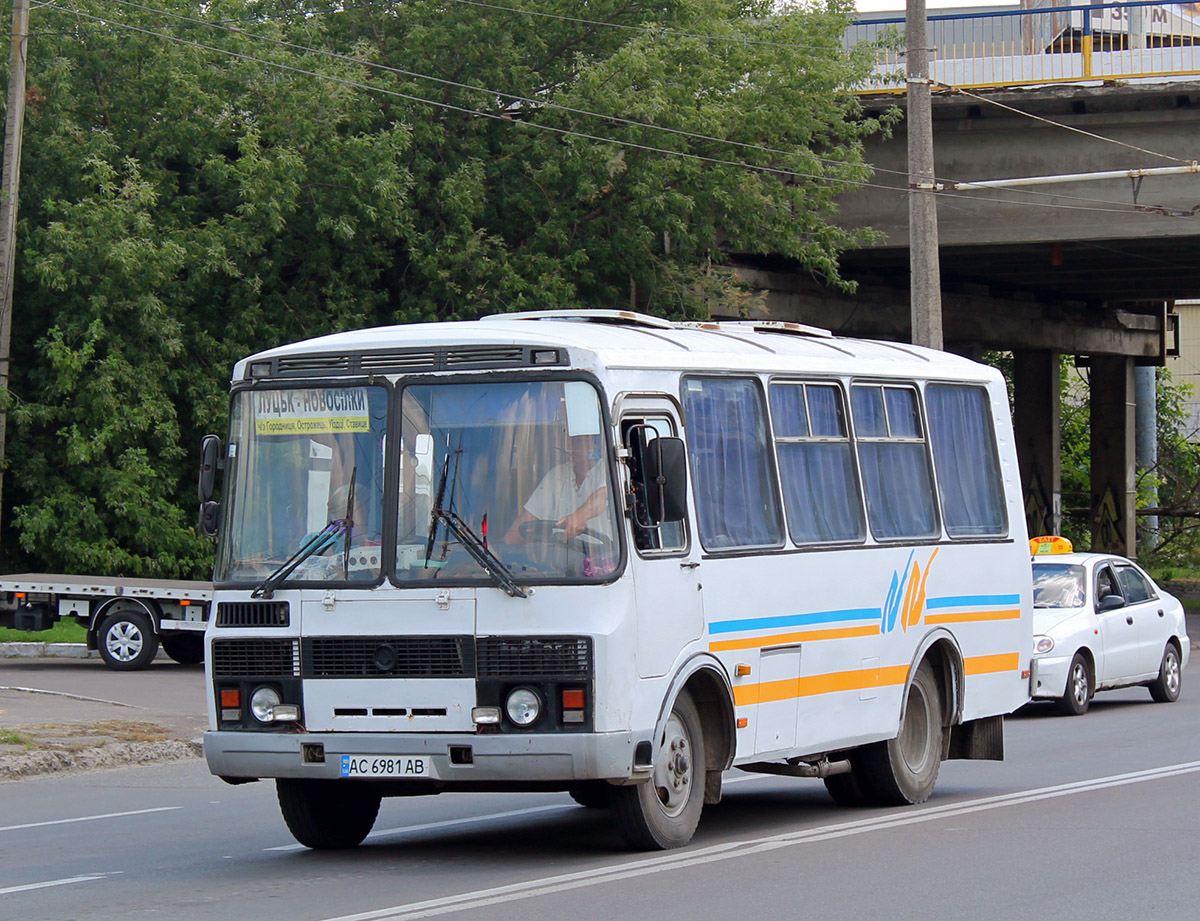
top-left (1, 0), bottom-right (890, 576)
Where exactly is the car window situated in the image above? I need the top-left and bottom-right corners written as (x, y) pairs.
top-left (1095, 565), bottom-right (1123, 607)
top-left (1114, 563), bottom-right (1155, 604)
top-left (1032, 563), bottom-right (1085, 608)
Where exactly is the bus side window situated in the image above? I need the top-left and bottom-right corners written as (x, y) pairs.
top-left (622, 417), bottom-right (687, 553)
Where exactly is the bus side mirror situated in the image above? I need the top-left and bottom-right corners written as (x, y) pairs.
top-left (643, 437), bottom-right (688, 524)
top-left (198, 435), bottom-right (223, 536)
top-left (199, 434), bottom-right (222, 502)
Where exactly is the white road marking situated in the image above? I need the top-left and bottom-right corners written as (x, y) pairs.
top-left (315, 759), bottom-right (1200, 921)
top-left (0, 872), bottom-right (118, 896)
top-left (265, 774), bottom-right (775, 852)
top-left (0, 806), bottom-right (181, 834)
top-left (265, 805), bottom-right (577, 852)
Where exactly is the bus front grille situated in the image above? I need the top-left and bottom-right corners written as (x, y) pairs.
top-left (302, 636), bottom-right (474, 678)
top-left (215, 601), bottom-right (290, 628)
top-left (476, 636), bottom-right (593, 678)
top-left (211, 638), bottom-right (300, 677)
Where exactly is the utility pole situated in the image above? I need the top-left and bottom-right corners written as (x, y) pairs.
top-left (0, 0), bottom-right (30, 544)
top-left (906, 0), bottom-right (943, 350)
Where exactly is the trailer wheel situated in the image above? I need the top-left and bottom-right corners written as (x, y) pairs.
top-left (97, 611), bottom-right (159, 670)
top-left (161, 633), bottom-right (204, 666)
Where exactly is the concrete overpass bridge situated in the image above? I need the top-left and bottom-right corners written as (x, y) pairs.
top-left (732, 1), bottom-right (1200, 557)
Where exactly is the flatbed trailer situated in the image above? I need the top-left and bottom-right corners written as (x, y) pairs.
top-left (0, 573), bottom-right (212, 670)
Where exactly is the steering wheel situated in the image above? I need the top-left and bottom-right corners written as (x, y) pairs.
top-left (519, 518), bottom-right (608, 546)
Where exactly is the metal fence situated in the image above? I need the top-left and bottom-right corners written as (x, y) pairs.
top-left (847, 1), bottom-right (1200, 91)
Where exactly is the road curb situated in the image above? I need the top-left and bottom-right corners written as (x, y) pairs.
top-left (0, 738), bottom-right (203, 781)
top-left (0, 642), bottom-right (168, 661)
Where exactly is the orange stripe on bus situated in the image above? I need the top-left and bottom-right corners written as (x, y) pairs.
top-left (964, 652), bottom-right (1021, 675)
top-left (710, 625), bottom-right (880, 652)
top-left (925, 609), bottom-right (1021, 625)
top-left (732, 652), bottom-right (1023, 706)
top-left (734, 664), bottom-right (910, 706)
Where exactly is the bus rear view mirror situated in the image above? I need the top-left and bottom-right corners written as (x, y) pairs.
top-left (643, 436), bottom-right (688, 524)
top-left (199, 434), bottom-right (222, 502)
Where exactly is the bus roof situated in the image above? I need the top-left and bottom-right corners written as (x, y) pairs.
top-left (232, 311), bottom-right (999, 383)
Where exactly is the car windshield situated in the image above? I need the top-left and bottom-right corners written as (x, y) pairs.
top-left (396, 380), bottom-right (620, 584)
top-left (1032, 563), bottom-right (1086, 608)
top-left (215, 385), bottom-right (389, 584)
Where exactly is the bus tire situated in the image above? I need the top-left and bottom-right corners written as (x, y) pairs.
top-left (160, 633), bottom-right (204, 666)
top-left (97, 611), bottom-right (159, 671)
top-left (856, 660), bottom-right (944, 806)
top-left (610, 690), bottom-right (705, 850)
top-left (276, 779), bottom-right (381, 850)
top-left (823, 769), bottom-right (870, 807)
top-left (568, 782), bottom-right (610, 809)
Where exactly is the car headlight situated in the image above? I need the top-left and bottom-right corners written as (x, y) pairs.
top-left (505, 687), bottom-right (542, 727)
top-left (1034, 635), bottom-right (1054, 655)
top-left (250, 685), bottom-right (283, 723)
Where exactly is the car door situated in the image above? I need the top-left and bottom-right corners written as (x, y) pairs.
top-left (1093, 562), bottom-right (1142, 685)
top-left (1113, 562), bottom-right (1172, 677)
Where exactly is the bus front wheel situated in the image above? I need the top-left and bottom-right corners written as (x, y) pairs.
top-left (855, 659), bottom-right (944, 806)
top-left (276, 779), bottom-right (381, 849)
top-left (610, 690), bottom-right (705, 849)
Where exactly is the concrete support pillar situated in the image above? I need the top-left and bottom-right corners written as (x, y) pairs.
top-left (1090, 356), bottom-right (1137, 557)
top-left (1135, 366), bottom-right (1159, 549)
top-left (1013, 350), bottom-right (1061, 539)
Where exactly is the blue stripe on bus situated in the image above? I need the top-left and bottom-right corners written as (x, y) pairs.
top-left (926, 594), bottom-right (1021, 609)
top-left (709, 608), bottom-right (882, 635)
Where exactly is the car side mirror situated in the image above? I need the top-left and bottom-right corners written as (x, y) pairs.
top-left (1097, 593), bottom-right (1126, 612)
top-left (642, 436), bottom-right (688, 524)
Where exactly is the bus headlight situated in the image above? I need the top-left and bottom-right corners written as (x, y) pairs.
top-left (250, 686), bottom-right (283, 723)
top-left (505, 687), bottom-right (542, 727)
top-left (1034, 635), bottom-right (1054, 655)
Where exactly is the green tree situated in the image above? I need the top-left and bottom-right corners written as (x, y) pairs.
top-left (2, 0), bottom-right (891, 575)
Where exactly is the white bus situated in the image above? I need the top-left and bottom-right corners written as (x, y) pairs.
top-left (199, 310), bottom-right (1033, 850)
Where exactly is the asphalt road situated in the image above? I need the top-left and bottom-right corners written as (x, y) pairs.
top-left (2, 662), bottom-right (1199, 921)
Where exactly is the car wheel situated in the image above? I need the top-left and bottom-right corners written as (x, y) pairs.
top-left (1056, 652), bottom-right (1091, 716)
top-left (1148, 643), bottom-right (1182, 703)
top-left (96, 611), bottom-right (159, 671)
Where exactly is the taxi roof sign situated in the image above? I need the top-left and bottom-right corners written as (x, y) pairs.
top-left (1030, 535), bottom-right (1073, 556)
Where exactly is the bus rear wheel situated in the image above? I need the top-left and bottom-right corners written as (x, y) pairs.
top-left (610, 690), bottom-right (705, 849)
top-left (276, 779), bottom-right (381, 849)
top-left (855, 660), bottom-right (944, 806)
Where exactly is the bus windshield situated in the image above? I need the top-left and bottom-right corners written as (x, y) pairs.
top-left (215, 378), bottom-right (620, 587)
top-left (396, 380), bottom-right (619, 584)
top-left (216, 385), bottom-right (389, 585)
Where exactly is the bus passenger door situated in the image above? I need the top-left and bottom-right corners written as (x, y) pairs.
top-left (620, 408), bottom-right (704, 679)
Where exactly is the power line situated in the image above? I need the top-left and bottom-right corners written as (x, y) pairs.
top-left (91, 0), bottom-right (1168, 213)
top-left (32, 3), bottom-right (1182, 218)
top-left (35, 3), bottom-right (878, 189)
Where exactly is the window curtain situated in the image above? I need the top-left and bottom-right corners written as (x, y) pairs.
top-left (926, 385), bottom-right (1007, 537)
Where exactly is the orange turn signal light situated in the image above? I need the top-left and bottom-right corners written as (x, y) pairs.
top-left (220, 689), bottom-right (241, 708)
top-left (561, 689), bottom-right (586, 710)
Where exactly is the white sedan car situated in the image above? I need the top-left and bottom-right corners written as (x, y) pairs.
top-left (1031, 552), bottom-right (1189, 715)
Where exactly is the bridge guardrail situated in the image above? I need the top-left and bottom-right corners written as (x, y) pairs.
top-left (848, 1), bottom-right (1200, 92)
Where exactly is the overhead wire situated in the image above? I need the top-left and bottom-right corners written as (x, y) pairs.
top-left (29, 2), bottom-right (1190, 217)
top-left (93, 0), bottom-right (1181, 213)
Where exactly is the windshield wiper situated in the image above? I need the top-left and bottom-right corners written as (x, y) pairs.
top-left (251, 519), bottom-right (347, 599)
top-left (430, 507), bottom-right (528, 598)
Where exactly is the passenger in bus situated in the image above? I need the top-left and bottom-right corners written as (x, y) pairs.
top-left (503, 433), bottom-right (612, 547)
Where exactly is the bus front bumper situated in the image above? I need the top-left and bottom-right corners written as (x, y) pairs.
top-left (203, 729), bottom-right (642, 783)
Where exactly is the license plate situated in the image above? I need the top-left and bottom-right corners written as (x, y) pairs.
top-left (339, 755), bottom-right (431, 778)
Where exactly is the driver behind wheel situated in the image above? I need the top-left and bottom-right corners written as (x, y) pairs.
top-left (503, 433), bottom-right (613, 549)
